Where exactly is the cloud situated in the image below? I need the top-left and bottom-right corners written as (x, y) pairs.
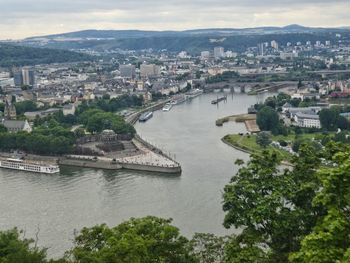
top-left (0, 0), bottom-right (349, 39)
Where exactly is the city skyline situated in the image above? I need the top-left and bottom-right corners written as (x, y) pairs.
top-left (0, 0), bottom-right (349, 39)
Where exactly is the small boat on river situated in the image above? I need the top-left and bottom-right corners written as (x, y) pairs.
top-left (139, 111), bottom-right (153, 122)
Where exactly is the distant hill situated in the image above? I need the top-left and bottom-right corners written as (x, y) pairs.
top-left (0, 43), bottom-right (93, 67)
top-left (15, 24), bottom-right (350, 53)
top-left (25, 24), bottom-right (349, 40)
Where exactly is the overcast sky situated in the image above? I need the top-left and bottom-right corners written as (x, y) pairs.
top-left (0, 0), bottom-right (349, 39)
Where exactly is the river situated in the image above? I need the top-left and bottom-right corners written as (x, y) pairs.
top-left (0, 92), bottom-right (272, 258)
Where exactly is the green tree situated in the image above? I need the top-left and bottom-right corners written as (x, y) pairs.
top-left (223, 145), bottom-right (323, 262)
top-left (0, 228), bottom-right (48, 263)
top-left (190, 233), bottom-right (226, 263)
top-left (69, 216), bottom-right (196, 263)
top-left (224, 230), bottom-right (268, 263)
top-left (256, 106), bottom-right (279, 132)
top-left (256, 131), bottom-right (272, 148)
top-left (290, 146), bottom-right (350, 263)
top-left (276, 93), bottom-right (291, 107)
top-left (15, 101), bottom-right (37, 115)
top-left (319, 107), bottom-right (343, 131)
top-left (264, 97), bottom-right (277, 109)
top-left (84, 111), bottom-right (135, 135)
top-left (0, 124), bottom-right (7, 133)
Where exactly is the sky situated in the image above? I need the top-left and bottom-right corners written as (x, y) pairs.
top-left (0, 0), bottom-right (349, 39)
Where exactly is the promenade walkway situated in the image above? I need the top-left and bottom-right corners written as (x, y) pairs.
top-left (117, 140), bottom-right (178, 168)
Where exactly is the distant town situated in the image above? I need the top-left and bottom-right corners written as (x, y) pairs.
top-left (1, 33), bottom-right (350, 135)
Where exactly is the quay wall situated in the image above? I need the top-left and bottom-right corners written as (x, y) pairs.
top-left (59, 157), bottom-right (123, 170)
top-left (120, 162), bottom-right (181, 174)
top-left (58, 157), bottom-right (181, 174)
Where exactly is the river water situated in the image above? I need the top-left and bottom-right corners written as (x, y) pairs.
top-left (0, 92), bottom-right (271, 258)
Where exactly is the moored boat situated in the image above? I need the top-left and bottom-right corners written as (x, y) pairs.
top-left (186, 89), bottom-right (203, 99)
top-left (211, 96), bottom-right (227, 104)
top-left (162, 103), bottom-right (173, 111)
top-left (170, 94), bottom-right (187, 105)
top-left (0, 158), bottom-right (60, 174)
top-left (139, 111), bottom-right (153, 122)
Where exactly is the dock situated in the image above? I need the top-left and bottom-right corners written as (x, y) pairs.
top-left (211, 95), bottom-right (227, 105)
top-left (245, 120), bottom-right (260, 133)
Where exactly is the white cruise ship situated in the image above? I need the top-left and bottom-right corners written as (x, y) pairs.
top-left (162, 103), bottom-right (173, 112)
top-left (0, 158), bottom-right (60, 174)
top-left (186, 88), bottom-right (204, 99)
top-left (170, 94), bottom-right (187, 105)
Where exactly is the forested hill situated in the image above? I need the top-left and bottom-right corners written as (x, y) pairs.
top-left (0, 44), bottom-right (93, 67)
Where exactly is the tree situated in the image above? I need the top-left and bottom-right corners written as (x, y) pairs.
top-left (276, 93), bottom-right (291, 107)
top-left (223, 145), bottom-right (323, 262)
top-left (264, 97), bottom-right (277, 109)
top-left (0, 228), bottom-right (48, 263)
top-left (82, 110), bottom-right (135, 135)
top-left (224, 230), bottom-right (268, 263)
top-left (290, 145), bottom-right (350, 263)
top-left (0, 124), bottom-right (7, 133)
top-left (256, 106), bottom-right (279, 132)
top-left (337, 115), bottom-right (349, 130)
top-left (290, 98), bottom-right (301, 107)
top-left (69, 216), bottom-right (196, 263)
top-left (319, 107), bottom-right (341, 131)
top-left (256, 132), bottom-right (272, 148)
top-left (190, 233), bottom-right (226, 263)
top-left (102, 94), bottom-right (110, 100)
top-left (14, 101), bottom-right (37, 115)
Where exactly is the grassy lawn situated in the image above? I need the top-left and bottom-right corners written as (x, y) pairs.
top-left (223, 132), bottom-right (327, 162)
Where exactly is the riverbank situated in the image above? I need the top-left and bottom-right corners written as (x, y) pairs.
top-left (222, 134), bottom-right (294, 163)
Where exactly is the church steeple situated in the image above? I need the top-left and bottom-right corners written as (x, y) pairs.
top-left (4, 99), bottom-right (16, 120)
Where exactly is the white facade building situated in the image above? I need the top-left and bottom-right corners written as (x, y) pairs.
top-left (294, 113), bottom-right (321, 128)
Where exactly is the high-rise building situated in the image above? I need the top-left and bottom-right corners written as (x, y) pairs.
top-left (119, 64), bottom-right (136, 79)
top-left (13, 69), bottom-right (23, 87)
top-left (257, 43), bottom-right (265, 56)
top-left (22, 67), bottom-right (35, 86)
top-left (271, 40), bottom-right (279, 50)
top-left (325, 40), bottom-right (331, 46)
top-left (140, 64), bottom-right (160, 78)
top-left (214, 47), bottom-right (224, 59)
top-left (201, 51), bottom-right (210, 60)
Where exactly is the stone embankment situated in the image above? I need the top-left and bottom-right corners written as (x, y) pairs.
top-left (59, 138), bottom-right (182, 174)
top-left (60, 100), bottom-right (182, 174)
